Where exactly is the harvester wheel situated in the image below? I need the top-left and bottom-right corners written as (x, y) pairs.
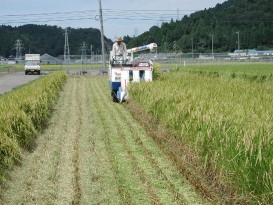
top-left (111, 91), bottom-right (118, 102)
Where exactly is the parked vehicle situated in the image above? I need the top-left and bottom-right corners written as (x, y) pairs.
top-left (25, 54), bottom-right (41, 75)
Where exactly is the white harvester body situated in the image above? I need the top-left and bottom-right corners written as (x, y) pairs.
top-left (109, 43), bottom-right (157, 102)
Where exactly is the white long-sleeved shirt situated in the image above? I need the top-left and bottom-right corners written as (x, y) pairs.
top-left (112, 42), bottom-right (127, 57)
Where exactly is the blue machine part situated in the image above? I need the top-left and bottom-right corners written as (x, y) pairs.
top-left (138, 45), bottom-right (148, 51)
top-left (109, 81), bottom-right (121, 91)
top-left (117, 87), bottom-right (122, 101)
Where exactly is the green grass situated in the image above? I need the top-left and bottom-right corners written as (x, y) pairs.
top-left (0, 63), bottom-right (103, 71)
top-left (129, 69), bottom-right (273, 204)
top-left (169, 64), bottom-right (273, 83)
top-left (173, 64), bottom-right (273, 74)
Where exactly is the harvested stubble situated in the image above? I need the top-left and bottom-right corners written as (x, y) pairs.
top-left (1, 77), bottom-right (209, 204)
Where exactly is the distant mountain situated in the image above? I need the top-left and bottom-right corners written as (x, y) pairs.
top-left (0, 24), bottom-right (113, 57)
top-left (126, 0), bottom-right (273, 53)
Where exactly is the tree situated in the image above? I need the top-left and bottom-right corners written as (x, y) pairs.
top-left (127, 0), bottom-right (273, 52)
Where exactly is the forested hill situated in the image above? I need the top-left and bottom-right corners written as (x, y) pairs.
top-left (125, 0), bottom-right (273, 53)
top-left (0, 24), bottom-right (113, 58)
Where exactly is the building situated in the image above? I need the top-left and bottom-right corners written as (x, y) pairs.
top-left (234, 49), bottom-right (273, 56)
top-left (40, 53), bottom-right (61, 65)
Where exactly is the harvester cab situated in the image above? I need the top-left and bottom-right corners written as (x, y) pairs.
top-left (109, 43), bottom-right (157, 102)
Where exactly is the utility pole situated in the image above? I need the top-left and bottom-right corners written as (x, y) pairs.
top-left (211, 35), bottom-right (214, 59)
top-left (98, 0), bottom-right (106, 70)
top-left (134, 28), bottom-right (138, 37)
top-left (90, 44), bottom-right (93, 61)
top-left (236, 31), bottom-right (240, 62)
top-left (80, 41), bottom-right (87, 63)
top-left (191, 37), bottom-right (193, 60)
top-left (236, 31), bottom-right (240, 50)
top-left (14, 39), bottom-right (24, 60)
top-left (173, 40), bottom-right (176, 53)
top-left (64, 28), bottom-right (70, 64)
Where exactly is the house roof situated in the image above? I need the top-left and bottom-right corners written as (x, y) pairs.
top-left (41, 53), bottom-right (60, 62)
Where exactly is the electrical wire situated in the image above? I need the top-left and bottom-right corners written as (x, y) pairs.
top-left (0, 9), bottom-right (191, 24)
top-left (0, 9), bottom-right (272, 25)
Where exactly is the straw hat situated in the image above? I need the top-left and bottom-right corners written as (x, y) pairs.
top-left (115, 37), bottom-right (123, 42)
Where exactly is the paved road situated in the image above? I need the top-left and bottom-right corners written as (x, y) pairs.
top-left (0, 72), bottom-right (42, 95)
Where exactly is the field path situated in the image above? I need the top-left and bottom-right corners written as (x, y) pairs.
top-left (0, 72), bottom-right (42, 95)
top-left (1, 77), bottom-right (209, 205)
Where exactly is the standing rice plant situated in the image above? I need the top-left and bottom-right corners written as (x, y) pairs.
top-left (0, 71), bottom-right (67, 182)
top-left (129, 72), bottom-right (273, 204)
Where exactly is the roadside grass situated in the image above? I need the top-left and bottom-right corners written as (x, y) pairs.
top-left (129, 71), bottom-right (273, 204)
top-left (0, 71), bottom-right (67, 183)
top-left (0, 64), bottom-right (102, 71)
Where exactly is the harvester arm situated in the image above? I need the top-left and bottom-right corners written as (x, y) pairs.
top-left (127, 43), bottom-right (157, 53)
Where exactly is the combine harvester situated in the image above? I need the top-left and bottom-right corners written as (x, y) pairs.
top-left (109, 43), bottom-right (157, 102)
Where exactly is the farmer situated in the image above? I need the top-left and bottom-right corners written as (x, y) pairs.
top-left (112, 36), bottom-right (127, 62)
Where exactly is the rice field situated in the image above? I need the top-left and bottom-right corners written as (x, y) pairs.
top-left (0, 77), bottom-right (210, 205)
top-left (129, 65), bottom-right (273, 204)
top-left (0, 71), bottom-right (67, 181)
top-left (1, 63), bottom-right (272, 204)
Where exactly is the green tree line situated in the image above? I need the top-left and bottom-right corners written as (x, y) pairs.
top-left (0, 24), bottom-right (112, 58)
top-left (125, 0), bottom-right (273, 53)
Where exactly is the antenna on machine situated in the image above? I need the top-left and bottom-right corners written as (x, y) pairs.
top-left (64, 28), bottom-right (70, 64)
top-left (14, 39), bottom-right (24, 60)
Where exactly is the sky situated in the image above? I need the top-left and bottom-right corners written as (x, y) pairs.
top-left (0, 0), bottom-right (227, 41)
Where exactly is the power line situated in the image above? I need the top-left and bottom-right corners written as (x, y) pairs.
top-left (2, 17), bottom-right (273, 25)
top-left (0, 10), bottom-right (96, 17)
top-left (0, 9), bottom-right (197, 17)
top-left (1, 8), bottom-right (272, 25)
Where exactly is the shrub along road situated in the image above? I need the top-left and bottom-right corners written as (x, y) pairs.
top-left (1, 77), bottom-right (209, 205)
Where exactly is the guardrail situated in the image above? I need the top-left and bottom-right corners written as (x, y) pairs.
top-left (1, 53), bottom-right (272, 72)
top-left (0, 65), bottom-right (15, 73)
